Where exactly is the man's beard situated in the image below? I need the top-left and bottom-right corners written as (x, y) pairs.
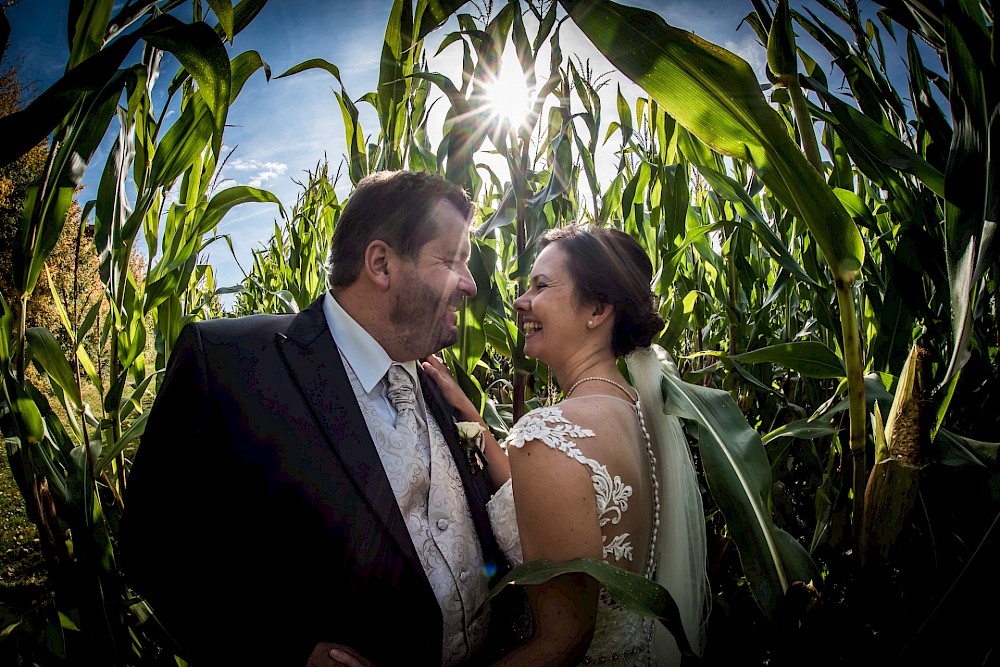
top-left (389, 277), bottom-right (459, 358)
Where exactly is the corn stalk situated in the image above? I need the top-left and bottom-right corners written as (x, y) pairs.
top-left (0, 0), bottom-right (276, 660)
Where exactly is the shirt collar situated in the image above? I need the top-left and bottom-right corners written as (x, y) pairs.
top-left (322, 291), bottom-right (419, 393)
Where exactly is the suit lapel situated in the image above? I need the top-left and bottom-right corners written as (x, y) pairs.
top-left (275, 298), bottom-right (422, 575)
top-left (420, 370), bottom-right (510, 580)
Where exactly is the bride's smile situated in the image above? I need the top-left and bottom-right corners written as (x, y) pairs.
top-left (515, 243), bottom-right (602, 367)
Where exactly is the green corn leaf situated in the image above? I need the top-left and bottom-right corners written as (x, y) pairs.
top-left (931, 370), bottom-right (961, 440)
top-left (76, 299), bottom-right (102, 350)
top-left (453, 240), bottom-right (495, 375)
top-left (226, 0), bottom-right (269, 39)
top-left (796, 8), bottom-right (901, 122)
top-left (0, 293), bottom-right (13, 365)
top-left (415, 0), bottom-right (467, 42)
top-left (805, 80), bottom-right (946, 198)
top-left (334, 88), bottom-right (368, 184)
top-left (936, 429), bottom-right (1000, 470)
top-left (939, 0), bottom-right (996, 386)
top-left (729, 341), bottom-right (845, 379)
top-left (14, 394), bottom-right (45, 445)
top-left (479, 557), bottom-right (695, 659)
top-left (872, 401), bottom-right (889, 465)
top-left (905, 32), bottom-right (952, 168)
top-left (144, 19), bottom-right (231, 159)
top-left (96, 410), bottom-right (152, 473)
top-left (103, 0), bottom-right (160, 41)
top-left (0, 13), bottom-right (163, 167)
top-left (694, 163), bottom-right (818, 287)
top-left (558, 0), bottom-right (864, 282)
top-left (616, 84), bottom-right (633, 147)
top-left (676, 125), bottom-right (723, 174)
top-left (833, 188), bottom-right (878, 230)
top-left (44, 266), bottom-right (81, 350)
top-left (67, 0), bottom-right (115, 70)
top-left (621, 161), bottom-right (651, 227)
top-left (656, 347), bottom-right (819, 617)
top-left (229, 50), bottom-right (271, 103)
top-left (379, 0), bottom-right (411, 170)
top-left (206, 0), bottom-right (235, 42)
top-left (749, 0), bottom-right (772, 36)
top-left (120, 371), bottom-right (159, 423)
top-left (25, 328), bottom-right (82, 411)
top-left (723, 356), bottom-right (779, 395)
top-left (18, 185), bottom-right (75, 299)
top-left (762, 417), bottom-right (840, 444)
top-left (147, 94), bottom-right (213, 193)
top-left (196, 185), bottom-right (285, 237)
top-left (658, 290), bottom-right (698, 353)
top-left (533, 0), bottom-right (558, 54)
top-left (58, 611), bottom-right (81, 632)
top-left (510, 0), bottom-right (535, 87)
top-left (574, 129), bottom-right (600, 207)
top-left (17, 63), bottom-right (128, 298)
top-left (410, 71), bottom-right (489, 189)
top-left (276, 57), bottom-right (344, 84)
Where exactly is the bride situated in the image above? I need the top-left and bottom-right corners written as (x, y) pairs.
top-left (424, 225), bottom-right (709, 665)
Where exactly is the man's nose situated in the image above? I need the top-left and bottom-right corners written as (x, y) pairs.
top-left (459, 264), bottom-right (477, 298)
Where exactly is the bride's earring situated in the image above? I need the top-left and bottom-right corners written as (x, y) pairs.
top-left (587, 320), bottom-right (594, 328)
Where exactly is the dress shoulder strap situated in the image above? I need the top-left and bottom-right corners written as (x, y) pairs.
top-left (503, 405), bottom-right (600, 470)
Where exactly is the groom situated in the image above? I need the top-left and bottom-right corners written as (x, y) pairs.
top-left (119, 171), bottom-right (510, 666)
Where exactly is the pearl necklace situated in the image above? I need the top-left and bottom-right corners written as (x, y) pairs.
top-left (563, 375), bottom-right (661, 577)
top-left (564, 376), bottom-right (636, 400)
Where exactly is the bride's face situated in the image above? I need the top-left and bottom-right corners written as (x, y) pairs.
top-left (514, 244), bottom-right (594, 364)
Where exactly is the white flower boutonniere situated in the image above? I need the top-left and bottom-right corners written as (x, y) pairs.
top-left (455, 421), bottom-right (488, 474)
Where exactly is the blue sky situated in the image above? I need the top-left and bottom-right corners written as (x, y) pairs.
top-left (6, 0), bottom-right (905, 297)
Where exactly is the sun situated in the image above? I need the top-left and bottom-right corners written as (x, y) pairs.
top-left (484, 57), bottom-right (531, 130)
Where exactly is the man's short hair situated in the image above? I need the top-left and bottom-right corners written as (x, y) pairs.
top-left (326, 171), bottom-right (474, 289)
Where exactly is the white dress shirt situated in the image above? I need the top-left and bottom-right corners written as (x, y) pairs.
top-left (322, 291), bottom-right (425, 425)
top-left (321, 291), bottom-right (488, 664)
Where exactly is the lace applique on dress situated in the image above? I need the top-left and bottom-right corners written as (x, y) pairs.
top-left (486, 402), bottom-right (659, 665)
top-left (504, 406), bottom-right (634, 562)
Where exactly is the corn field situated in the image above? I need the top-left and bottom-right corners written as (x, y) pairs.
top-left (0, 0), bottom-right (996, 664)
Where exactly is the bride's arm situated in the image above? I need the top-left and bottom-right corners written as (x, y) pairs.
top-left (421, 355), bottom-right (511, 487)
top-left (490, 429), bottom-right (603, 666)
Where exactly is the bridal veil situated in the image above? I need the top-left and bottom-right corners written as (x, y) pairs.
top-left (626, 345), bottom-right (709, 662)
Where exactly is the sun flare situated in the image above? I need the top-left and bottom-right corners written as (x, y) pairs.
top-left (484, 58), bottom-right (531, 129)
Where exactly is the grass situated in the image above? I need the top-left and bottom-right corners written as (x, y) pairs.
top-left (0, 445), bottom-right (48, 640)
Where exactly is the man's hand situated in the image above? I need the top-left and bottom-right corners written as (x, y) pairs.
top-left (306, 642), bottom-right (375, 667)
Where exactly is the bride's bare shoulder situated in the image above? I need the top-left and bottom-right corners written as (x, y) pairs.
top-left (556, 395), bottom-right (637, 435)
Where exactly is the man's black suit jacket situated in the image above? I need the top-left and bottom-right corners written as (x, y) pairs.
top-left (118, 297), bottom-right (509, 665)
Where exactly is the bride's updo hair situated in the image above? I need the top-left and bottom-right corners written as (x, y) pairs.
top-left (540, 225), bottom-right (664, 357)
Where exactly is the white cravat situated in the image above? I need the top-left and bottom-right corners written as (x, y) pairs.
top-left (386, 364), bottom-right (431, 466)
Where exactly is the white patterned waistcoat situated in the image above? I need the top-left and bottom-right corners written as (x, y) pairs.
top-left (341, 357), bottom-right (489, 665)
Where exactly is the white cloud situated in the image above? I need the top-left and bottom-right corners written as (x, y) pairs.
top-left (724, 36), bottom-right (769, 83)
top-left (223, 158), bottom-right (289, 187)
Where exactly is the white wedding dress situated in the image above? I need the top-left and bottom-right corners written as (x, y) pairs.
top-left (487, 402), bottom-right (660, 666)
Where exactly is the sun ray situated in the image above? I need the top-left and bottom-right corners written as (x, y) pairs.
top-left (483, 56), bottom-right (531, 130)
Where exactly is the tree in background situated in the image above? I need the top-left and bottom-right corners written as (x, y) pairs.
top-left (0, 54), bottom-right (45, 308)
top-left (0, 58), bottom-right (104, 361)
top-left (0, 2), bottom-right (13, 65)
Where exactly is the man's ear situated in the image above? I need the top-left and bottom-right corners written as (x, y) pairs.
top-left (364, 241), bottom-right (392, 290)
top-left (590, 302), bottom-right (613, 327)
